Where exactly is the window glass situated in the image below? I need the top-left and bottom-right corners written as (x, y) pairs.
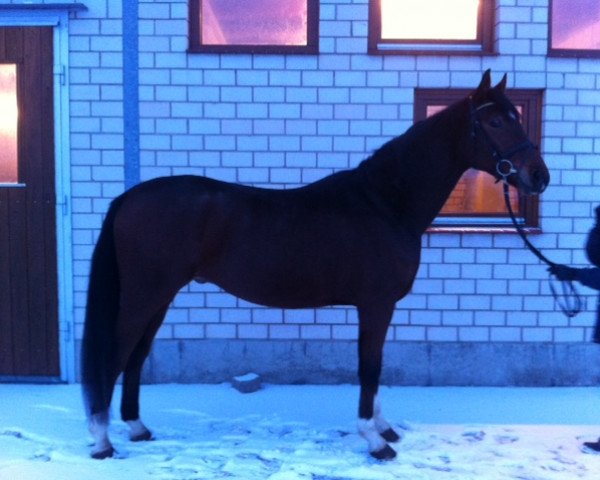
top-left (381, 0), bottom-right (479, 41)
top-left (369, 0), bottom-right (494, 55)
top-left (202, 0), bottom-right (307, 46)
top-left (0, 64), bottom-right (18, 184)
top-left (189, 0), bottom-right (318, 53)
top-left (550, 0), bottom-right (600, 56)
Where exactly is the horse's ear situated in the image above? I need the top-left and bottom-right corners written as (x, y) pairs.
top-left (478, 69), bottom-right (492, 92)
top-left (472, 69), bottom-right (492, 101)
top-left (494, 74), bottom-right (508, 93)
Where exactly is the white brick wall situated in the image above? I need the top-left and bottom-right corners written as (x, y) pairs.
top-left (69, 0), bottom-right (125, 332)
top-left (68, 0), bottom-right (599, 347)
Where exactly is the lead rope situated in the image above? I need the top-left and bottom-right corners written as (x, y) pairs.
top-left (501, 176), bottom-right (582, 318)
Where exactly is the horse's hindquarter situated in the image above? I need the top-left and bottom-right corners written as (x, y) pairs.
top-left (112, 177), bottom-right (223, 300)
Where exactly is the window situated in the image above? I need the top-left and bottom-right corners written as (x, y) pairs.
top-left (414, 89), bottom-right (543, 232)
top-left (368, 0), bottom-right (495, 55)
top-left (189, 0), bottom-right (319, 54)
top-left (0, 64), bottom-right (18, 184)
top-left (549, 0), bottom-right (600, 57)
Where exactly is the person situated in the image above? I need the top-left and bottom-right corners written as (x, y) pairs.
top-left (550, 205), bottom-right (600, 292)
top-left (550, 205), bottom-right (600, 454)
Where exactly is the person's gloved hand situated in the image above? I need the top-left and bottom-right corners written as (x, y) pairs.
top-left (548, 264), bottom-right (579, 281)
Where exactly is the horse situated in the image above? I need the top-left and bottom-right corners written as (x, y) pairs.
top-left (82, 70), bottom-right (550, 460)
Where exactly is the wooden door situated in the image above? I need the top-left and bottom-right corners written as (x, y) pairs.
top-left (0, 27), bottom-right (59, 379)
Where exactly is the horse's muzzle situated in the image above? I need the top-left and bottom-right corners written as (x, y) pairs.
top-left (516, 158), bottom-right (550, 195)
top-left (530, 166), bottom-right (550, 194)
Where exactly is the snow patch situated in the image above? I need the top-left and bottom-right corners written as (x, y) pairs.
top-left (1, 384), bottom-right (600, 479)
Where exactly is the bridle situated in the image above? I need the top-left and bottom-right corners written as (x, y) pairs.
top-left (470, 100), bottom-right (537, 180)
top-left (470, 99), bottom-right (582, 318)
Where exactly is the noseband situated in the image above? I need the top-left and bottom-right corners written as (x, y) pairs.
top-left (470, 99), bottom-right (536, 183)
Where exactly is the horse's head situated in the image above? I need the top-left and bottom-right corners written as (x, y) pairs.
top-left (468, 70), bottom-right (549, 195)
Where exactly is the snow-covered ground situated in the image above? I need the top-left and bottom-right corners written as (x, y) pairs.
top-left (2, 383), bottom-right (600, 479)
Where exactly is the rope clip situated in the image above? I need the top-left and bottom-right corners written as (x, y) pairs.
top-left (496, 159), bottom-right (517, 181)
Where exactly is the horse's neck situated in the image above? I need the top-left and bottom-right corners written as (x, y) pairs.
top-left (362, 107), bottom-right (470, 235)
top-left (400, 150), bottom-right (466, 233)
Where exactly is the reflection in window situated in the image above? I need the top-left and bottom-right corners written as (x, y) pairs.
top-left (550, 0), bottom-right (600, 56)
top-left (0, 64), bottom-right (17, 184)
top-left (189, 0), bottom-right (318, 53)
top-left (202, 0), bottom-right (307, 46)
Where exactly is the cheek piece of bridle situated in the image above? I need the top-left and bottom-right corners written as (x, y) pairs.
top-left (470, 99), bottom-right (582, 318)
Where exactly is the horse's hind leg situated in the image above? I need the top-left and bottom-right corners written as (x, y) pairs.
top-left (88, 275), bottom-right (182, 456)
top-left (87, 365), bottom-right (124, 458)
top-left (356, 303), bottom-right (400, 460)
top-left (120, 305), bottom-right (169, 442)
top-left (89, 409), bottom-right (115, 459)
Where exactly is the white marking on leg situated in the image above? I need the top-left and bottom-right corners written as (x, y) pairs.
top-left (357, 418), bottom-right (387, 453)
top-left (126, 418), bottom-right (152, 441)
top-left (373, 395), bottom-right (392, 433)
top-left (89, 414), bottom-right (113, 457)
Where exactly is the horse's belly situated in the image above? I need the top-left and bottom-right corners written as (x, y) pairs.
top-left (198, 241), bottom-right (355, 307)
top-left (196, 210), bottom-right (421, 309)
top-left (210, 267), bottom-right (349, 309)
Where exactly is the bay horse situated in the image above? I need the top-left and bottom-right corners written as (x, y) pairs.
top-left (82, 70), bottom-right (549, 460)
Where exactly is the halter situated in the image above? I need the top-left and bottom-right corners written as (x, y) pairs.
top-left (470, 98), bottom-right (582, 318)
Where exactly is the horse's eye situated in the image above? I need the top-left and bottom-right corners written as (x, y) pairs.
top-left (489, 118), bottom-right (503, 128)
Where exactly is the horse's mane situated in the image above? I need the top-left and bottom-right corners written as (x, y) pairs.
top-left (360, 96), bottom-right (470, 172)
top-left (304, 94), bottom-right (473, 198)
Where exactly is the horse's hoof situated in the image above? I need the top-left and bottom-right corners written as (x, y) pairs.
top-left (91, 446), bottom-right (115, 460)
top-left (370, 444), bottom-right (396, 461)
top-left (380, 427), bottom-right (401, 443)
top-left (583, 441), bottom-right (600, 454)
top-left (130, 430), bottom-right (153, 442)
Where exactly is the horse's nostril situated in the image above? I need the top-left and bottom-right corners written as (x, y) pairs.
top-left (531, 168), bottom-right (548, 192)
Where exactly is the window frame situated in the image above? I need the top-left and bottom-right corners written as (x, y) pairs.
top-left (548, 0), bottom-right (600, 58)
top-left (188, 0), bottom-right (320, 54)
top-left (368, 0), bottom-right (496, 56)
top-left (414, 88), bottom-right (544, 233)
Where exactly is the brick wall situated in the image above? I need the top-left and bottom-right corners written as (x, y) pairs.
top-left (66, 0), bottom-right (600, 384)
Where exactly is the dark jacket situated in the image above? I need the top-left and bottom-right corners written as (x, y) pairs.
top-left (586, 206), bottom-right (600, 269)
top-left (554, 206), bottom-right (600, 290)
top-left (582, 205), bottom-right (600, 343)
top-left (576, 205), bottom-right (600, 290)
top-left (549, 205), bottom-right (600, 342)
top-left (577, 268), bottom-right (600, 290)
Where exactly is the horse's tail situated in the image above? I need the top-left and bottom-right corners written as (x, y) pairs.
top-left (81, 195), bottom-right (126, 420)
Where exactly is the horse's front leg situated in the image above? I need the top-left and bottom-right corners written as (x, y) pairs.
top-left (357, 304), bottom-right (400, 460)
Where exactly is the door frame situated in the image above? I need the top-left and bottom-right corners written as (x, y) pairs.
top-left (0, 6), bottom-right (81, 382)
